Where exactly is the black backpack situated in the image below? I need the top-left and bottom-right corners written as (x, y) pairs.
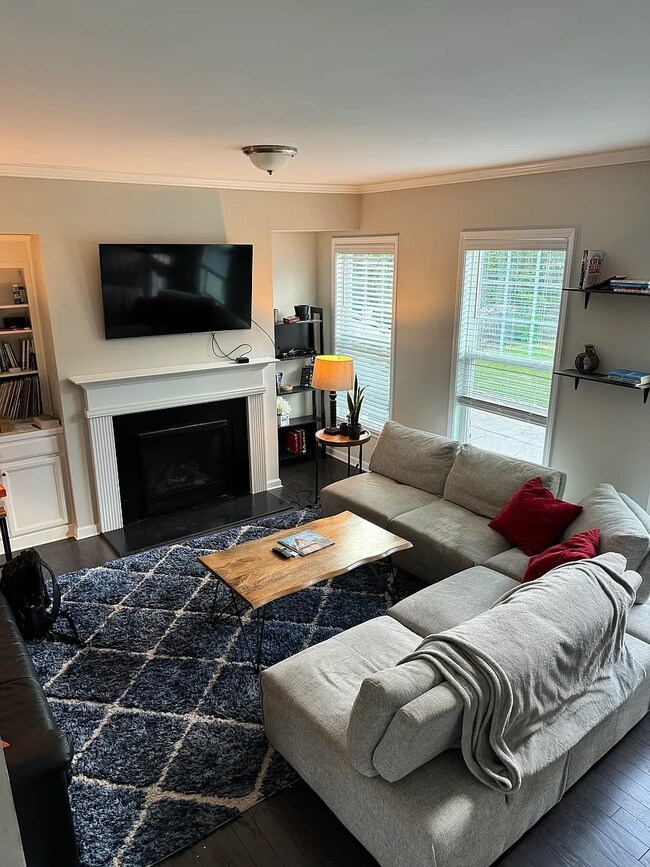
top-left (0, 549), bottom-right (82, 645)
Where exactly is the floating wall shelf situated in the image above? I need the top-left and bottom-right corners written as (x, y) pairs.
top-left (554, 369), bottom-right (650, 404)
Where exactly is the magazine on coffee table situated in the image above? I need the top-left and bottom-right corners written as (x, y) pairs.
top-left (278, 529), bottom-right (335, 556)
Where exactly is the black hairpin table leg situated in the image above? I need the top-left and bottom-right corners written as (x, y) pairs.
top-left (209, 579), bottom-right (267, 674)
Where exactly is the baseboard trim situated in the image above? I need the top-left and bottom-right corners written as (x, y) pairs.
top-left (71, 523), bottom-right (99, 540)
top-left (267, 477), bottom-right (283, 491)
top-left (326, 448), bottom-right (370, 473)
top-left (9, 524), bottom-right (72, 552)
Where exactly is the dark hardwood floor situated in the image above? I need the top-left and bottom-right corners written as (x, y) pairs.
top-left (27, 453), bottom-right (650, 867)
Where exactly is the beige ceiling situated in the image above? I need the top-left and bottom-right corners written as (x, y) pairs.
top-left (2, 0), bottom-right (650, 187)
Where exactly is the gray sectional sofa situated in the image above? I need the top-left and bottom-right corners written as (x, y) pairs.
top-left (321, 421), bottom-right (650, 600)
top-left (261, 422), bottom-right (650, 867)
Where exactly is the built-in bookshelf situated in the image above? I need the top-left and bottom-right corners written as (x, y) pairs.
top-left (0, 265), bottom-right (44, 420)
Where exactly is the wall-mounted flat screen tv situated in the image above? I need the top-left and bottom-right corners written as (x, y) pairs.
top-left (99, 243), bottom-right (253, 339)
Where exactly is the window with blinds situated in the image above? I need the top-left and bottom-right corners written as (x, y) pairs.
top-left (332, 237), bottom-right (397, 433)
top-left (451, 230), bottom-right (573, 464)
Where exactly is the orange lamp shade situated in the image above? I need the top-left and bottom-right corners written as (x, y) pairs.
top-left (311, 355), bottom-right (354, 392)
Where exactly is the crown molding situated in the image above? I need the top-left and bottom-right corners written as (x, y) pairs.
top-left (0, 145), bottom-right (648, 196)
top-left (0, 162), bottom-right (359, 194)
top-left (358, 146), bottom-right (650, 193)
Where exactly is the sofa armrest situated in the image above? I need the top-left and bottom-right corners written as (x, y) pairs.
top-left (372, 683), bottom-right (462, 782)
top-left (5, 728), bottom-right (73, 793)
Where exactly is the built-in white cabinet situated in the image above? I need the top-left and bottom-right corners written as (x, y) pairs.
top-left (0, 427), bottom-right (70, 550)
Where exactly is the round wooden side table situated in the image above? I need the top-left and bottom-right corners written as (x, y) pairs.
top-left (315, 428), bottom-right (371, 496)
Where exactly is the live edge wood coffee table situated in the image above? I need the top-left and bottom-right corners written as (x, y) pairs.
top-left (199, 511), bottom-right (412, 672)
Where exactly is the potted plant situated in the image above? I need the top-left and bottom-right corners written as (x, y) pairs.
top-left (346, 376), bottom-right (366, 439)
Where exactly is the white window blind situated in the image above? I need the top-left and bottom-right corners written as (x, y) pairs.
top-left (452, 230), bottom-right (573, 463)
top-left (332, 238), bottom-right (397, 433)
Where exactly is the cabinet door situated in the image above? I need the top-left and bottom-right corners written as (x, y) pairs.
top-left (1, 455), bottom-right (69, 540)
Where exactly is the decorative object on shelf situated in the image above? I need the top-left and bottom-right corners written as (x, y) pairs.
top-left (300, 365), bottom-right (314, 387)
top-left (11, 284), bottom-right (27, 305)
top-left (312, 355), bottom-right (354, 434)
top-left (280, 385), bottom-right (294, 393)
top-left (294, 305), bottom-right (310, 321)
top-left (346, 375), bottom-right (366, 440)
top-left (574, 344), bottom-right (600, 374)
top-left (242, 144), bottom-right (298, 175)
top-left (283, 315), bottom-right (300, 323)
top-left (275, 371), bottom-right (283, 394)
top-left (3, 316), bottom-right (28, 330)
top-left (277, 396), bottom-right (292, 428)
top-left (33, 414), bottom-right (60, 430)
top-left (273, 308), bottom-right (281, 324)
top-left (579, 250), bottom-right (604, 290)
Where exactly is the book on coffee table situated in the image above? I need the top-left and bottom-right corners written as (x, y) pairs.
top-left (279, 529), bottom-right (335, 556)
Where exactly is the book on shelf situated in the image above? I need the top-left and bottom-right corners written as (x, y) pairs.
top-left (610, 279), bottom-right (650, 291)
top-left (282, 315), bottom-right (300, 323)
top-left (0, 373), bottom-right (42, 419)
top-left (278, 529), bottom-right (335, 556)
top-left (579, 250), bottom-right (604, 290)
top-left (607, 369), bottom-right (650, 385)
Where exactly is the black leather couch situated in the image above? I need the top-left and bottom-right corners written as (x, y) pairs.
top-left (0, 592), bottom-right (80, 867)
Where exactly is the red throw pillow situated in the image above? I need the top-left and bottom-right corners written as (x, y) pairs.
top-left (522, 529), bottom-right (601, 582)
top-left (488, 477), bottom-right (582, 556)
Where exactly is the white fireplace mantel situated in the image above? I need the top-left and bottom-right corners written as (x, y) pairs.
top-left (70, 357), bottom-right (276, 533)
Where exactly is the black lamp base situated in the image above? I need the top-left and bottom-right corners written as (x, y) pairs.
top-left (323, 391), bottom-right (340, 435)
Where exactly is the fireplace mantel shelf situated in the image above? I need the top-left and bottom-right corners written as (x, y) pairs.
top-left (70, 357), bottom-right (276, 389)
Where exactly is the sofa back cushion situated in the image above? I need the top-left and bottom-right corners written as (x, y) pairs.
top-left (443, 444), bottom-right (567, 519)
top-left (563, 484), bottom-right (650, 603)
top-left (347, 658), bottom-right (442, 776)
top-left (369, 421), bottom-right (460, 496)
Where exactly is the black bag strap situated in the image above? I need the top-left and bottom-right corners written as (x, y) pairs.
top-left (39, 557), bottom-right (60, 622)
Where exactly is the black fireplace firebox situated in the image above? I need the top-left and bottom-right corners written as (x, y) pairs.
top-left (113, 399), bottom-right (250, 525)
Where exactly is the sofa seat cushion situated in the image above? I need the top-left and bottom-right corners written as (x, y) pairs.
top-left (261, 615), bottom-right (422, 764)
top-left (320, 472), bottom-right (438, 528)
top-left (443, 444), bottom-right (566, 519)
top-left (387, 566), bottom-right (519, 637)
top-left (369, 421), bottom-right (460, 496)
top-left (388, 499), bottom-right (514, 583)
top-left (563, 484), bottom-right (650, 603)
top-left (483, 547), bottom-right (529, 581)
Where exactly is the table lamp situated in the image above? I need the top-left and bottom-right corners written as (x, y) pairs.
top-left (312, 355), bottom-right (354, 434)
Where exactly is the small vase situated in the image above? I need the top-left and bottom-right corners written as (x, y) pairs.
top-left (347, 423), bottom-right (362, 439)
top-left (574, 344), bottom-right (600, 373)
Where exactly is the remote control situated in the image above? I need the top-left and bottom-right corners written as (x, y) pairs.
top-left (272, 545), bottom-right (297, 558)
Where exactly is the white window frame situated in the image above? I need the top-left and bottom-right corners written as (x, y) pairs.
top-left (331, 235), bottom-right (398, 435)
top-left (448, 227), bottom-right (575, 465)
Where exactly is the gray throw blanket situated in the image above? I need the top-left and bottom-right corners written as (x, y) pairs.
top-left (400, 553), bottom-right (645, 792)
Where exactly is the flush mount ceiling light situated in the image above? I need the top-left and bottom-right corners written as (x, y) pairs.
top-left (242, 144), bottom-right (298, 175)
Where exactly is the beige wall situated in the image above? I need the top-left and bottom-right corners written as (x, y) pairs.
top-left (0, 177), bottom-right (358, 532)
top-left (360, 161), bottom-right (650, 504)
top-left (272, 231), bottom-right (322, 418)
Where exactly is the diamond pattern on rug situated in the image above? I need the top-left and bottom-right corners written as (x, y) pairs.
top-left (26, 506), bottom-right (421, 867)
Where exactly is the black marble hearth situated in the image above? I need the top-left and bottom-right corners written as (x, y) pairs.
top-left (101, 491), bottom-right (289, 557)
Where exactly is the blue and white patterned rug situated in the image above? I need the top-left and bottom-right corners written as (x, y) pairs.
top-left (27, 507), bottom-right (419, 867)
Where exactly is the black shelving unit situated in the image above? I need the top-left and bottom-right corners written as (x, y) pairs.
top-left (554, 369), bottom-right (650, 404)
top-left (275, 307), bottom-right (325, 462)
top-left (564, 286), bottom-right (650, 309)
